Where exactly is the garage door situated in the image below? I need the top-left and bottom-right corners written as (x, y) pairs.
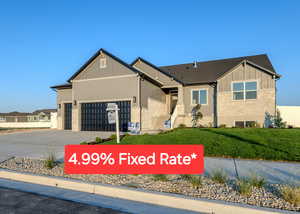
top-left (64, 103), bottom-right (72, 130)
top-left (81, 101), bottom-right (131, 132)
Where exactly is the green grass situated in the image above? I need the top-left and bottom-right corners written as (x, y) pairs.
top-left (104, 128), bottom-right (300, 161)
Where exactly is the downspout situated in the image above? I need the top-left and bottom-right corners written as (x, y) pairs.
top-left (138, 75), bottom-right (142, 132)
top-left (213, 83), bottom-right (218, 127)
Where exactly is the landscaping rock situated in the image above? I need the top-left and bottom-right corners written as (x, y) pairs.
top-left (0, 157), bottom-right (299, 212)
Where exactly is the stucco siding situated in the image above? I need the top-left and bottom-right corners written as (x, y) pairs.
top-left (57, 89), bottom-right (72, 130)
top-left (140, 79), bottom-right (168, 131)
top-left (175, 84), bottom-right (214, 127)
top-left (217, 63), bottom-right (276, 127)
top-left (133, 61), bottom-right (180, 87)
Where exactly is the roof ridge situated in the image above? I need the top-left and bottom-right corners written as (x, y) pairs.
top-left (159, 54), bottom-right (267, 68)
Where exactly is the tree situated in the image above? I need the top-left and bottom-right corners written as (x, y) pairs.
top-left (274, 109), bottom-right (286, 128)
top-left (191, 104), bottom-right (203, 127)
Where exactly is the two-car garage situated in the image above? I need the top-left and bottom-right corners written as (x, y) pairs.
top-left (64, 101), bottom-right (131, 132)
top-left (80, 101), bottom-right (131, 132)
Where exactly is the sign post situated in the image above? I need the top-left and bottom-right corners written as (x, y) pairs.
top-left (106, 103), bottom-right (120, 144)
top-left (115, 107), bottom-right (120, 143)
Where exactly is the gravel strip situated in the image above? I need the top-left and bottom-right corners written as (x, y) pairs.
top-left (0, 157), bottom-right (299, 212)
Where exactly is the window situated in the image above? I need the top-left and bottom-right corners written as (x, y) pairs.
top-left (233, 81), bottom-right (257, 100)
top-left (100, 57), bottom-right (107, 68)
top-left (235, 121), bottom-right (256, 128)
top-left (191, 89), bottom-right (207, 105)
top-left (235, 121), bottom-right (245, 128)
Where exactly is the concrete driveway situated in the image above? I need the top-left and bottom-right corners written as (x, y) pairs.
top-left (0, 130), bottom-right (113, 162)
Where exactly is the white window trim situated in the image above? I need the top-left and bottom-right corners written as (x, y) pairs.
top-left (233, 120), bottom-right (257, 127)
top-left (231, 80), bottom-right (258, 101)
top-left (191, 88), bottom-right (208, 105)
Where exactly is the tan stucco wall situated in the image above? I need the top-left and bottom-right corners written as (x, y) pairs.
top-left (172, 84), bottom-right (214, 127)
top-left (72, 76), bottom-right (140, 131)
top-left (140, 79), bottom-right (168, 131)
top-left (217, 63), bottom-right (276, 127)
top-left (133, 61), bottom-right (180, 87)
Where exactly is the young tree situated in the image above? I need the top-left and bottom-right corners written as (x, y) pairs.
top-left (191, 104), bottom-right (203, 127)
top-left (274, 109), bottom-right (286, 128)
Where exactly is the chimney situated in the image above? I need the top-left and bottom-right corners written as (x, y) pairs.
top-left (193, 61), bottom-right (197, 68)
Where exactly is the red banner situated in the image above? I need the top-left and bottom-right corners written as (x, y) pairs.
top-left (64, 145), bottom-right (204, 174)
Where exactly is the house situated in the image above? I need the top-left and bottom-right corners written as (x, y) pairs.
top-left (51, 49), bottom-right (280, 132)
top-left (0, 109), bottom-right (57, 123)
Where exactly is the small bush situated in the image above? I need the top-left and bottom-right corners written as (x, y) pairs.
top-left (190, 176), bottom-right (202, 188)
top-left (180, 174), bottom-right (193, 181)
top-left (110, 134), bottom-right (117, 140)
top-left (44, 152), bottom-right (56, 169)
top-left (248, 174), bottom-right (265, 188)
top-left (211, 169), bottom-right (227, 184)
top-left (236, 179), bottom-right (252, 196)
top-left (178, 124), bottom-right (187, 128)
top-left (80, 141), bottom-right (88, 145)
top-left (153, 174), bottom-right (168, 182)
top-left (219, 124), bottom-right (226, 128)
top-left (95, 137), bottom-right (103, 143)
top-left (281, 186), bottom-right (300, 206)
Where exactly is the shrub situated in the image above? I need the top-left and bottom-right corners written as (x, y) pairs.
top-left (211, 169), bottom-right (227, 184)
top-left (80, 141), bottom-right (88, 145)
top-left (236, 179), bottom-right (252, 196)
top-left (178, 124), bottom-right (187, 128)
top-left (44, 152), bottom-right (56, 169)
top-left (110, 134), bottom-right (117, 140)
top-left (190, 176), bottom-right (202, 188)
top-left (180, 174), bottom-right (193, 181)
top-left (219, 124), bottom-right (226, 128)
top-left (152, 174), bottom-right (168, 182)
top-left (248, 174), bottom-right (265, 188)
top-left (281, 186), bottom-right (300, 206)
top-left (95, 137), bottom-right (103, 143)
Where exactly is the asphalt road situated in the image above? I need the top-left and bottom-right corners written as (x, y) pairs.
top-left (0, 130), bottom-right (299, 184)
top-left (0, 186), bottom-right (127, 214)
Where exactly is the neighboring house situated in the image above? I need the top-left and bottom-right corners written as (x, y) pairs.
top-left (0, 109), bottom-right (57, 123)
top-left (51, 49), bottom-right (280, 132)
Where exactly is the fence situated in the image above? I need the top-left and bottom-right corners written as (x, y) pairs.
top-left (0, 113), bottom-right (57, 129)
top-left (277, 106), bottom-right (300, 127)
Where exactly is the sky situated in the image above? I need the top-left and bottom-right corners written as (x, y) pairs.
top-left (0, 0), bottom-right (299, 112)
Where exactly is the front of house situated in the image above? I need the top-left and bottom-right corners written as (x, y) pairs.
top-left (51, 49), bottom-right (280, 132)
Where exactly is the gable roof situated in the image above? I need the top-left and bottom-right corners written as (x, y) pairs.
top-left (50, 83), bottom-right (72, 90)
top-left (67, 48), bottom-right (140, 82)
top-left (131, 57), bottom-right (184, 85)
top-left (159, 54), bottom-right (280, 85)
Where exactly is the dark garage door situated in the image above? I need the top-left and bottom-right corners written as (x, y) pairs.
top-left (64, 103), bottom-right (72, 130)
top-left (81, 101), bottom-right (131, 132)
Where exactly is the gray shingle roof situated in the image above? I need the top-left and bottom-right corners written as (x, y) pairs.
top-left (159, 54), bottom-right (278, 85)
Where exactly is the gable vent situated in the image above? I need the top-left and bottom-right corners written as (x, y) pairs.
top-left (193, 61), bottom-right (197, 68)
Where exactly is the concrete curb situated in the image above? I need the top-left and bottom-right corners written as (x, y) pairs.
top-left (0, 169), bottom-right (292, 214)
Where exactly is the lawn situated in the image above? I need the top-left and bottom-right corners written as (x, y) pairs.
top-left (104, 128), bottom-right (300, 162)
